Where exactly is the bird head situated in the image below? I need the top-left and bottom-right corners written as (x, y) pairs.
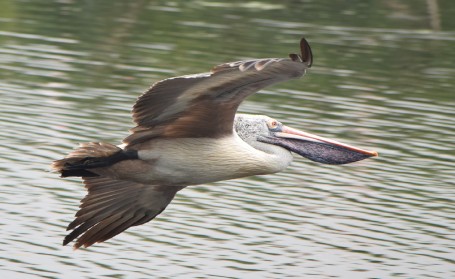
top-left (234, 114), bottom-right (378, 165)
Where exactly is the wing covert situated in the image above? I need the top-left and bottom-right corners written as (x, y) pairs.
top-left (124, 38), bottom-right (313, 146)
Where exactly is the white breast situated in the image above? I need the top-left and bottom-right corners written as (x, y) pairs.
top-left (137, 134), bottom-right (293, 186)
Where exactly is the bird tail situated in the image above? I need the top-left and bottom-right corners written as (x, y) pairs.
top-left (51, 142), bottom-right (137, 177)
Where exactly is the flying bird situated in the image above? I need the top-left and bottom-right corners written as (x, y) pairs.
top-left (52, 38), bottom-right (378, 249)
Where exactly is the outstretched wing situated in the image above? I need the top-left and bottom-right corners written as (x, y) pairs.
top-left (124, 38), bottom-right (313, 146)
top-left (63, 176), bottom-right (184, 249)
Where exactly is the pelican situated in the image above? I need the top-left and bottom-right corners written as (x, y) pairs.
top-left (52, 38), bottom-right (378, 249)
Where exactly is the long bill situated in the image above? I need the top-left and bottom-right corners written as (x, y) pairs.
top-left (264, 125), bottom-right (378, 165)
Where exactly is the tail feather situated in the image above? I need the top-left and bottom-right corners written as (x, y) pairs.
top-left (52, 142), bottom-right (137, 178)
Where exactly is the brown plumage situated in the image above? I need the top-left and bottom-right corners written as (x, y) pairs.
top-left (52, 38), bottom-right (377, 249)
top-left (124, 38), bottom-right (312, 146)
top-left (63, 176), bottom-right (182, 249)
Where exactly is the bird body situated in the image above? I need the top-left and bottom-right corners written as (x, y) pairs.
top-left (96, 115), bottom-right (293, 186)
top-left (52, 38), bottom-right (378, 249)
top-left (136, 133), bottom-right (292, 186)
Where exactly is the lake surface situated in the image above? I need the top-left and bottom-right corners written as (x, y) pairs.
top-left (1, 1), bottom-right (454, 278)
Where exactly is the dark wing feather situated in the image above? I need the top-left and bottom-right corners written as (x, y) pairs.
top-left (63, 176), bottom-right (184, 249)
top-left (124, 38), bottom-right (313, 146)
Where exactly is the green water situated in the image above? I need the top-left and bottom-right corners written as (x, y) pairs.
top-left (1, 1), bottom-right (454, 278)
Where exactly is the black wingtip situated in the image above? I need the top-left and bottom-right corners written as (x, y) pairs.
top-left (63, 237), bottom-right (70, 246)
top-left (289, 37), bottom-right (313, 67)
top-left (300, 37), bottom-right (313, 67)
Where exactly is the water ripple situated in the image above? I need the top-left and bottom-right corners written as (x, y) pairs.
top-left (1, 1), bottom-right (455, 278)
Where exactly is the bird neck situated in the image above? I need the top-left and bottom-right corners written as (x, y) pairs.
top-left (236, 133), bottom-right (294, 174)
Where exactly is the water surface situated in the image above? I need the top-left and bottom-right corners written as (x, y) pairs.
top-left (1, 1), bottom-right (454, 278)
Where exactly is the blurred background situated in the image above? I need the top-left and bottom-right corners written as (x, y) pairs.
top-left (0, 0), bottom-right (454, 278)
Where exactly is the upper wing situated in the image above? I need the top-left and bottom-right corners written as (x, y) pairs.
top-left (63, 176), bottom-right (184, 249)
top-left (124, 38), bottom-right (313, 146)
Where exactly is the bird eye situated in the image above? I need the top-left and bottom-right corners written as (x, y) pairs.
top-left (268, 120), bottom-right (280, 130)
